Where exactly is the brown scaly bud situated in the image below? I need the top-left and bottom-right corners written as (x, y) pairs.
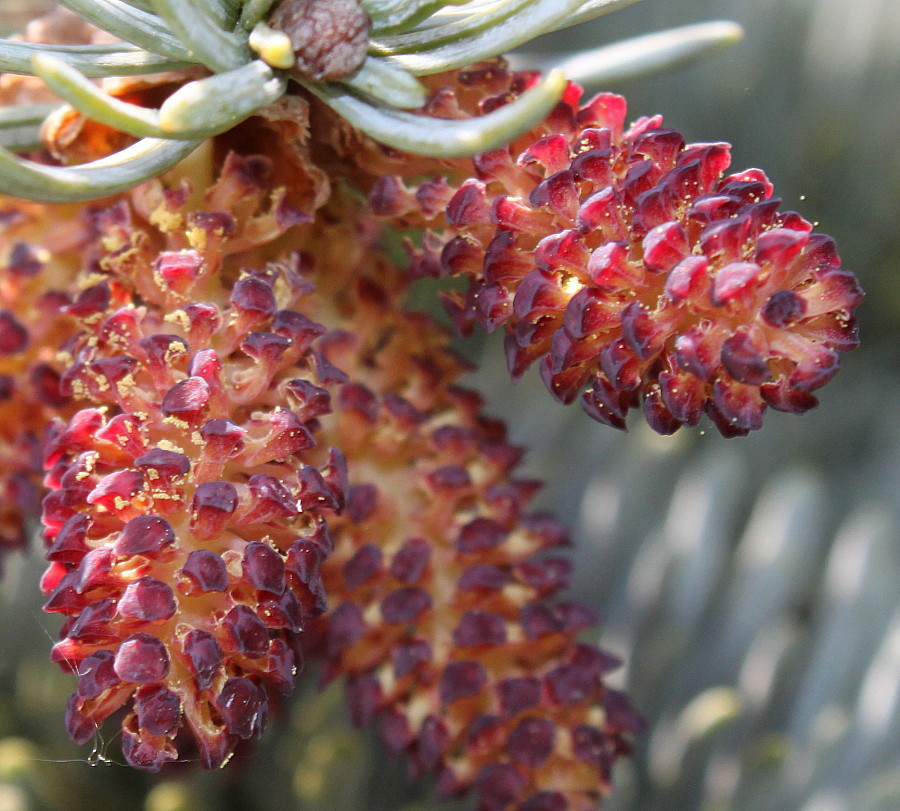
top-left (0, 199), bottom-right (88, 567)
top-left (365, 63), bottom-right (864, 437)
top-left (269, 0), bottom-right (371, 81)
top-left (292, 195), bottom-right (641, 809)
top-left (41, 155), bottom-right (336, 771)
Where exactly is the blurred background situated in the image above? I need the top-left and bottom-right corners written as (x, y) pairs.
top-left (0, 1), bottom-right (898, 809)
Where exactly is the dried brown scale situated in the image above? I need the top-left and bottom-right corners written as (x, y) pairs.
top-left (41, 155), bottom-right (341, 770)
top-left (2, 6), bottom-right (202, 166)
top-left (43, 68), bottom-right (209, 166)
top-left (269, 0), bottom-right (371, 81)
top-left (0, 7), bottom-right (102, 109)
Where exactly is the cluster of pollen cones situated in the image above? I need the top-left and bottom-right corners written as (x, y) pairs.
top-left (0, 51), bottom-right (860, 811)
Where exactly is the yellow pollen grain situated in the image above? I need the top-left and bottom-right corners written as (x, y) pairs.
top-left (100, 234), bottom-right (126, 253)
top-left (362, 602), bottom-right (381, 626)
top-left (505, 529), bottom-right (536, 557)
top-left (164, 342), bottom-right (185, 364)
top-left (157, 439), bottom-right (184, 453)
top-left (187, 227), bottom-right (208, 252)
top-left (501, 583), bottom-right (532, 606)
top-left (115, 373), bottom-right (137, 398)
top-left (375, 663), bottom-right (397, 697)
top-left (587, 706), bottom-right (606, 727)
top-left (118, 335), bottom-right (141, 355)
top-left (164, 310), bottom-right (191, 331)
top-left (149, 206), bottom-right (184, 234)
top-left (27, 245), bottom-right (50, 265)
top-left (150, 491), bottom-right (178, 501)
top-left (555, 729), bottom-right (575, 760)
top-left (272, 273), bottom-right (292, 306)
top-left (99, 247), bottom-right (137, 274)
top-left (151, 267), bottom-right (166, 294)
top-left (467, 461), bottom-right (492, 489)
top-left (222, 550), bottom-right (242, 577)
top-left (164, 416), bottom-right (190, 431)
top-left (68, 379), bottom-right (88, 399)
top-left (506, 624), bottom-right (524, 644)
top-left (403, 693), bottom-right (432, 731)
